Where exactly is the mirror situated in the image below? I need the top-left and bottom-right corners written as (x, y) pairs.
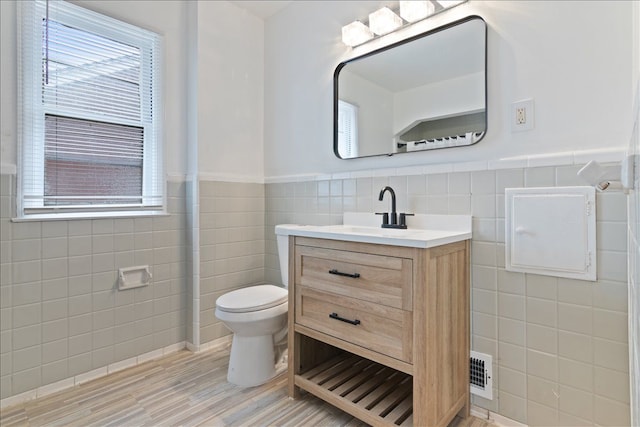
top-left (334, 16), bottom-right (486, 159)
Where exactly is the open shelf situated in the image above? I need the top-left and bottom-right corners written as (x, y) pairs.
top-left (295, 352), bottom-right (414, 426)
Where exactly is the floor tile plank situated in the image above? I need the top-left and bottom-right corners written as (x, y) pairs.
top-left (0, 346), bottom-right (496, 427)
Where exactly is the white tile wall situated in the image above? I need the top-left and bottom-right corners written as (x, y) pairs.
top-left (198, 181), bottom-right (265, 344)
top-left (0, 175), bottom-right (188, 400)
top-left (265, 164), bottom-right (630, 426)
top-left (1, 159), bottom-right (633, 422)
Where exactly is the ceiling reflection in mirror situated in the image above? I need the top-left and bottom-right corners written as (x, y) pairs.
top-left (334, 16), bottom-right (486, 159)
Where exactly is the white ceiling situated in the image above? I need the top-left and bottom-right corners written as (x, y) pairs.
top-left (230, 1), bottom-right (292, 19)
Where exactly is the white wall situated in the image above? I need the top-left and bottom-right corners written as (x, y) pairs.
top-left (194, 1), bottom-right (264, 181)
top-left (0, 0), bottom-right (265, 180)
top-left (264, 1), bottom-right (633, 178)
top-left (1, 0), bottom-right (18, 173)
top-left (0, 0), bottom-right (189, 176)
top-left (1, 0), bottom-right (633, 183)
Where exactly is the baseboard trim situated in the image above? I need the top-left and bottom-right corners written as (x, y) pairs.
top-left (470, 405), bottom-right (528, 427)
top-left (196, 334), bottom-right (233, 353)
top-left (489, 411), bottom-right (528, 427)
top-left (0, 342), bottom-right (187, 410)
top-left (470, 404), bottom-right (489, 420)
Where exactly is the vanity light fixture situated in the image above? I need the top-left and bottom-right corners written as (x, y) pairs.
top-left (341, 20), bottom-right (374, 47)
top-left (341, 0), bottom-right (468, 47)
top-left (400, 1), bottom-right (435, 23)
top-left (368, 7), bottom-right (403, 36)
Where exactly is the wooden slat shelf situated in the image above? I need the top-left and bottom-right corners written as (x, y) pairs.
top-left (295, 353), bottom-right (414, 426)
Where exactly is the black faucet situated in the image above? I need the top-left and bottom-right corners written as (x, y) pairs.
top-left (377, 186), bottom-right (413, 229)
top-left (378, 186), bottom-right (398, 225)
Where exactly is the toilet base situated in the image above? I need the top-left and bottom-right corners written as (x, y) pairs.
top-left (227, 334), bottom-right (278, 387)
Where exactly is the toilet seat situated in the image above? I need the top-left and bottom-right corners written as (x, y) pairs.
top-left (216, 284), bottom-right (288, 313)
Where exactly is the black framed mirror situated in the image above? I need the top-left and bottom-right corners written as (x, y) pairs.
top-left (334, 15), bottom-right (487, 159)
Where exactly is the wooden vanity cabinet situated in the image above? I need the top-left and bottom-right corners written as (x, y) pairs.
top-left (287, 236), bottom-right (470, 427)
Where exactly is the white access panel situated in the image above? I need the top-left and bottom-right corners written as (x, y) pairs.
top-left (505, 186), bottom-right (596, 281)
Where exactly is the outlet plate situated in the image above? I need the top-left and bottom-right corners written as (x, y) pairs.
top-left (512, 98), bottom-right (534, 132)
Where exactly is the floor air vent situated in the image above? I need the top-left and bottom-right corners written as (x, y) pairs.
top-left (470, 351), bottom-right (493, 400)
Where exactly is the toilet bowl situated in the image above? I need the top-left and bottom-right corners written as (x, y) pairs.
top-left (214, 228), bottom-right (291, 387)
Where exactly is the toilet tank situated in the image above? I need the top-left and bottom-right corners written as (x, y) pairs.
top-left (275, 226), bottom-right (292, 288)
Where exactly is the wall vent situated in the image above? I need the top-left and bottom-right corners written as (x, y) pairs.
top-left (470, 351), bottom-right (493, 400)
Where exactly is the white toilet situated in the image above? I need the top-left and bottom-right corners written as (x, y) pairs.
top-left (214, 228), bottom-right (291, 387)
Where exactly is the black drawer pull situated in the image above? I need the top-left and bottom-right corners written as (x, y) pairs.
top-left (329, 312), bottom-right (361, 325)
top-left (328, 269), bottom-right (360, 279)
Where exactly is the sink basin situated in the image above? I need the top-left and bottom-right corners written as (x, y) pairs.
top-left (275, 213), bottom-right (472, 248)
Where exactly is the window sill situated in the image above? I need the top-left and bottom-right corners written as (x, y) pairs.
top-left (12, 210), bottom-right (169, 222)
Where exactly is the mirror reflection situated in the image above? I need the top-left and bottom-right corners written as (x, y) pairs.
top-left (334, 16), bottom-right (486, 159)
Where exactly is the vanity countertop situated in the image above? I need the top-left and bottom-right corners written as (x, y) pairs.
top-left (276, 213), bottom-right (472, 249)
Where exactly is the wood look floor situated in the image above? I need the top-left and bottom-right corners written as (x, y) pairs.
top-left (0, 345), bottom-right (496, 427)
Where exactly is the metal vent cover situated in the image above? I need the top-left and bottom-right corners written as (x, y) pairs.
top-left (470, 351), bottom-right (493, 400)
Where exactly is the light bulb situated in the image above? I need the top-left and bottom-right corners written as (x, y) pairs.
top-left (341, 21), bottom-right (374, 47)
top-left (400, 1), bottom-right (435, 23)
top-left (368, 7), bottom-right (403, 36)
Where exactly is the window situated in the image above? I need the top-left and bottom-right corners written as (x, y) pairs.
top-left (337, 100), bottom-right (358, 158)
top-left (18, 0), bottom-right (163, 217)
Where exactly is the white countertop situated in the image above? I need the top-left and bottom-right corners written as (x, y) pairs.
top-left (275, 213), bottom-right (472, 249)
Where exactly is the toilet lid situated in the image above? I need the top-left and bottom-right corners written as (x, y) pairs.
top-left (215, 285), bottom-right (288, 313)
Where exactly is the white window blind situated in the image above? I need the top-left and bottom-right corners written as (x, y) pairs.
top-left (338, 100), bottom-right (358, 158)
top-left (18, 0), bottom-right (163, 216)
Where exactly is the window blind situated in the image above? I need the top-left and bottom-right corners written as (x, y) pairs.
top-left (18, 0), bottom-right (163, 215)
top-left (44, 115), bottom-right (143, 205)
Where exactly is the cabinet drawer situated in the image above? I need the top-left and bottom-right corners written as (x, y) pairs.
top-left (295, 244), bottom-right (412, 311)
top-left (296, 287), bottom-right (412, 363)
